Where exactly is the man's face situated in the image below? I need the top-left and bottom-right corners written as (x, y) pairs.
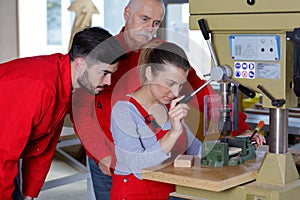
top-left (78, 62), bottom-right (118, 95)
top-left (124, 0), bottom-right (164, 49)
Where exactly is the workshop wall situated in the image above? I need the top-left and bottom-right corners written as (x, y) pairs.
top-left (0, 0), bottom-right (18, 62)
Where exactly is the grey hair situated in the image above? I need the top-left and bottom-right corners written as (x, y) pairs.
top-left (127, 0), bottom-right (165, 14)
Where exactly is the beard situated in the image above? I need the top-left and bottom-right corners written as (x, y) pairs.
top-left (77, 71), bottom-right (108, 95)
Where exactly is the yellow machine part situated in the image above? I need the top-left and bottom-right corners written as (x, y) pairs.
top-left (183, 0), bottom-right (300, 199)
top-left (189, 0), bottom-right (300, 109)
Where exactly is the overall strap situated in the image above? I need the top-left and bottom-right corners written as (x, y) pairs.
top-left (129, 97), bottom-right (168, 140)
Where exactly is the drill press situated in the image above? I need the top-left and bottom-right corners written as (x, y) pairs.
top-left (188, 0), bottom-right (300, 199)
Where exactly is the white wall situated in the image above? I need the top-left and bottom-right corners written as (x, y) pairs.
top-left (0, 0), bottom-right (18, 62)
top-left (18, 0), bottom-right (103, 58)
top-left (0, 0), bottom-right (126, 61)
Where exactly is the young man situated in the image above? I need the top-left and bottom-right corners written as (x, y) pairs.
top-left (0, 27), bottom-right (126, 200)
top-left (77, 0), bottom-right (265, 199)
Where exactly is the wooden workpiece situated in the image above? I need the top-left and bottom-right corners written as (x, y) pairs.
top-left (174, 155), bottom-right (194, 168)
top-left (142, 151), bottom-right (266, 192)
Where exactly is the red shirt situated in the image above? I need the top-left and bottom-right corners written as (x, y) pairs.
top-left (71, 88), bottom-right (113, 164)
top-left (0, 54), bottom-right (72, 199)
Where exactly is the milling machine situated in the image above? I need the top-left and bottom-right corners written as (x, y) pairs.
top-left (187, 0), bottom-right (300, 199)
top-left (141, 1), bottom-right (300, 199)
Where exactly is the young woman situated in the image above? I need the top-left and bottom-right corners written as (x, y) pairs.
top-left (110, 41), bottom-right (202, 200)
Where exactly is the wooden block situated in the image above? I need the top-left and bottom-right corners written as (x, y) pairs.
top-left (174, 155), bottom-right (194, 168)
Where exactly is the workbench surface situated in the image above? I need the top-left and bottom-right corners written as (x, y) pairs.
top-left (142, 151), bottom-right (266, 192)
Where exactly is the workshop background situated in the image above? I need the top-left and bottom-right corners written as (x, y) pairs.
top-left (1, 0), bottom-right (300, 199)
top-left (0, 0), bottom-right (211, 199)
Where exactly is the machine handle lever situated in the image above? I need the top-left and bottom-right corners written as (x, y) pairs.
top-left (224, 76), bottom-right (256, 98)
top-left (198, 19), bottom-right (210, 40)
top-left (199, 18), bottom-right (256, 99)
top-left (257, 84), bottom-right (274, 100)
top-left (198, 19), bottom-right (219, 66)
top-left (238, 84), bottom-right (256, 98)
top-left (257, 84), bottom-right (286, 107)
top-left (176, 79), bottom-right (213, 106)
top-left (175, 94), bottom-right (193, 106)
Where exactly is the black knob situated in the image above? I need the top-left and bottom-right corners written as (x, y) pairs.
top-left (247, 0), bottom-right (255, 5)
top-left (198, 19), bottom-right (210, 40)
top-left (238, 84), bottom-right (256, 98)
top-left (257, 84), bottom-right (286, 107)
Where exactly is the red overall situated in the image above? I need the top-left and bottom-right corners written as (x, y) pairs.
top-left (111, 98), bottom-right (186, 200)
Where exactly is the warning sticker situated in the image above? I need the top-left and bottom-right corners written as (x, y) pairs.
top-left (256, 63), bottom-right (280, 79)
top-left (234, 61), bottom-right (255, 79)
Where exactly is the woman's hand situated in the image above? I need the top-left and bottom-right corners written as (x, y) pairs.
top-left (159, 96), bottom-right (190, 153)
top-left (169, 96), bottom-right (190, 135)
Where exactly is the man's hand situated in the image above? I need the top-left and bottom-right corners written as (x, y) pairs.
top-left (98, 155), bottom-right (112, 176)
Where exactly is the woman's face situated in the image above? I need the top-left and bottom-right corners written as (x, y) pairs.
top-left (148, 63), bottom-right (188, 104)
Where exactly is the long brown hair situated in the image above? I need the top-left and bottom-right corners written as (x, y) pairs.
top-left (138, 41), bottom-right (191, 84)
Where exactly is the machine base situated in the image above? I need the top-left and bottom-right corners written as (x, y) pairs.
top-left (171, 179), bottom-right (300, 200)
top-left (171, 153), bottom-right (300, 200)
top-left (256, 152), bottom-right (299, 185)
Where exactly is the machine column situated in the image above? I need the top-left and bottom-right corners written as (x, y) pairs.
top-left (269, 108), bottom-right (288, 154)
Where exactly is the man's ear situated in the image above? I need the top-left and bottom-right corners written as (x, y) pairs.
top-left (124, 6), bottom-right (130, 22)
top-left (74, 58), bottom-right (87, 76)
top-left (145, 66), bottom-right (153, 82)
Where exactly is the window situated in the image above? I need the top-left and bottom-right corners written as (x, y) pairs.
top-left (18, 0), bottom-right (210, 79)
top-left (18, 0), bottom-right (102, 57)
top-left (103, 0), bottom-right (128, 35)
top-left (165, 2), bottom-right (211, 79)
top-left (47, 0), bottom-right (62, 45)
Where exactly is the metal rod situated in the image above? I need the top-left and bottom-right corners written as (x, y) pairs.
top-left (206, 40), bottom-right (219, 67)
top-left (269, 108), bottom-right (288, 154)
top-left (176, 78), bottom-right (213, 106)
top-left (233, 85), bottom-right (239, 131)
top-left (218, 83), bottom-right (232, 136)
top-left (191, 78), bottom-right (213, 96)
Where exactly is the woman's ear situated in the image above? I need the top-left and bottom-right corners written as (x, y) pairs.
top-left (145, 66), bottom-right (153, 82)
